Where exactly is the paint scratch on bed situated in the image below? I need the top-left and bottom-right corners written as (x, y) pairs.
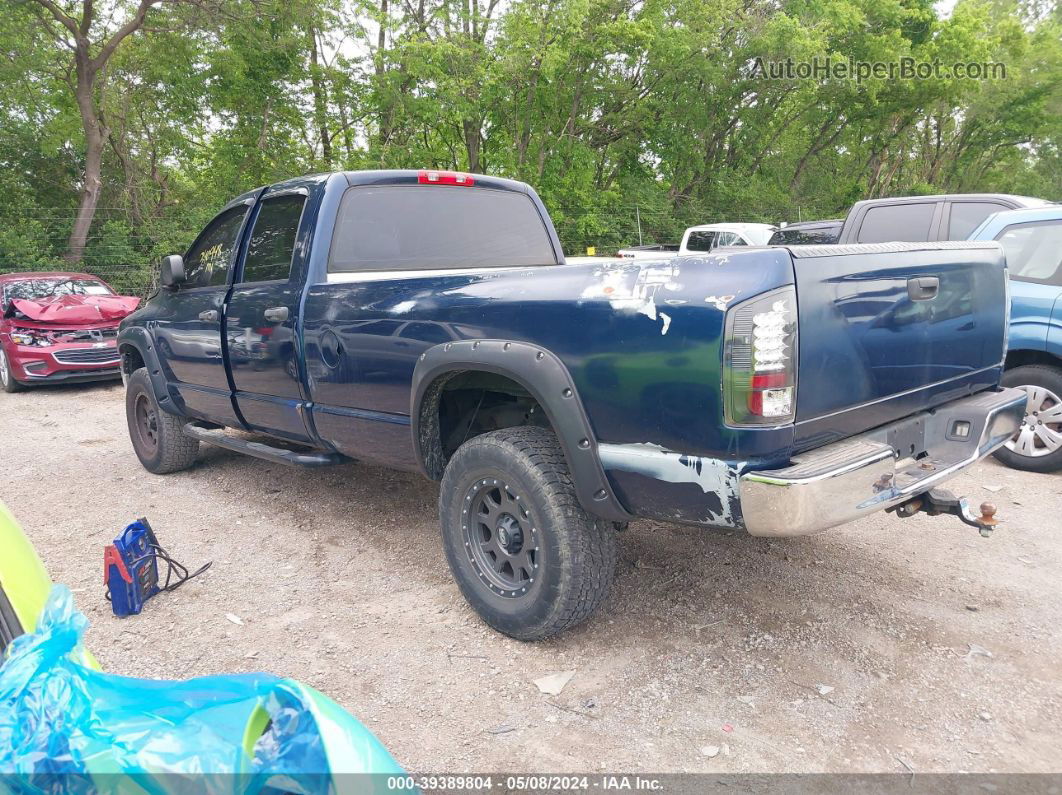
top-left (704, 294), bottom-right (736, 311)
top-left (580, 261), bottom-right (683, 330)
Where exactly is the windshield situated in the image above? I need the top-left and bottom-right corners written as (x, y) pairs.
top-left (3, 278), bottom-right (113, 308)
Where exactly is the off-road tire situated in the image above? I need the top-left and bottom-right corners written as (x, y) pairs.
top-left (0, 348), bottom-right (24, 393)
top-left (993, 364), bottom-right (1062, 473)
top-left (439, 427), bottom-right (618, 640)
top-left (125, 367), bottom-right (199, 474)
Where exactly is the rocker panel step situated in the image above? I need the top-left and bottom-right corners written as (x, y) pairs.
top-left (183, 423), bottom-right (344, 468)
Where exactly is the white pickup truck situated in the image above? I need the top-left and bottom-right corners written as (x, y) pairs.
top-left (618, 222), bottom-right (777, 259)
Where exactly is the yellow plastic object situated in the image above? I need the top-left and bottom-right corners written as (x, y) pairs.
top-left (0, 501), bottom-right (52, 635)
top-left (586, 246), bottom-right (596, 256)
top-left (241, 703), bottom-right (273, 758)
top-left (0, 500), bottom-right (98, 669)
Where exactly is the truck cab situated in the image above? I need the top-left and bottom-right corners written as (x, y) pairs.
top-left (836, 193), bottom-right (1048, 245)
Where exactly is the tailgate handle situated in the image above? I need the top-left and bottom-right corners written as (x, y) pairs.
top-left (908, 276), bottom-right (939, 301)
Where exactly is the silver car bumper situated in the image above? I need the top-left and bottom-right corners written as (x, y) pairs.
top-left (739, 387), bottom-right (1027, 537)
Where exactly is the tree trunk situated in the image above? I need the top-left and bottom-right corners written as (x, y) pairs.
top-left (66, 60), bottom-right (105, 264)
top-left (375, 0), bottom-right (391, 160)
top-left (307, 24), bottom-right (331, 169)
top-left (338, 103), bottom-right (355, 161)
top-left (29, 0), bottom-right (160, 264)
top-left (463, 118), bottom-right (481, 172)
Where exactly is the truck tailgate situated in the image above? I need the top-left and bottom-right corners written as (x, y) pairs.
top-left (791, 242), bottom-right (1008, 447)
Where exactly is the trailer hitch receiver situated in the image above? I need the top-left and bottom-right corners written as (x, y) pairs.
top-left (890, 488), bottom-right (999, 537)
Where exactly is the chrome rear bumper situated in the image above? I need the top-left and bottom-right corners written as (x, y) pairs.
top-left (739, 388), bottom-right (1027, 537)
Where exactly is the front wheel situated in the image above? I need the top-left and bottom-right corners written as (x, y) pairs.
top-left (439, 427), bottom-right (618, 640)
top-left (0, 347), bottom-right (24, 393)
top-left (993, 365), bottom-right (1062, 473)
top-left (125, 367), bottom-right (200, 474)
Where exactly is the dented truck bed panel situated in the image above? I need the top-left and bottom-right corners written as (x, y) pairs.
top-left (302, 250), bottom-right (797, 528)
top-left (304, 250), bottom-right (796, 457)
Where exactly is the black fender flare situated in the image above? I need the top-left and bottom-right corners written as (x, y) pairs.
top-left (410, 339), bottom-right (633, 523)
top-left (117, 326), bottom-right (182, 416)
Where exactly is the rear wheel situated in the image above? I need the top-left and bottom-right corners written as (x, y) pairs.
top-left (0, 348), bottom-right (23, 393)
top-left (439, 427), bottom-right (618, 640)
top-left (993, 365), bottom-right (1062, 473)
top-left (125, 367), bottom-right (200, 474)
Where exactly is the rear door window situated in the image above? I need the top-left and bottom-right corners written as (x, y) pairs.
top-left (685, 231), bottom-right (722, 252)
top-left (996, 221), bottom-right (1062, 286)
top-left (184, 207), bottom-right (248, 288)
top-left (241, 195), bottom-right (306, 283)
top-left (328, 186), bottom-right (557, 272)
top-left (857, 203), bottom-right (936, 243)
top-left (948, 202), bottom-right (1009, 239)
top-left (769, 227), bottom-right (839, 245)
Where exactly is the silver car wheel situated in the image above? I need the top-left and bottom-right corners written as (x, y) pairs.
top-left (0, 349), bottom-right (9, 387)
top-left (1005, 384), bottom-right (1062, 458)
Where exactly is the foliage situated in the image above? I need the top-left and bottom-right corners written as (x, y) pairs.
top-left (0, 0), bottom-right (1058, 286)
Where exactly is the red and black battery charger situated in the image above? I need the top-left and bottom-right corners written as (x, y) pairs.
top-left (104, 518), bottom-right (210, 617)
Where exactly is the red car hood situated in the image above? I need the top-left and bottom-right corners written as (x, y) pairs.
top-left (8, 294), bottom-right (140, 324)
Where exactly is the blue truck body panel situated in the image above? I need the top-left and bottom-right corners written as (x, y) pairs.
top-left (302, 249), bottom-right (796, 527)
top-left (787, 244), bottom-right (1007, 452)
top-left (1051, 293), bottom-right (1062, 353)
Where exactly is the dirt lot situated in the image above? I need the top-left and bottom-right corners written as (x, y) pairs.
top-left (2, 380), bottom-right (1060, 774)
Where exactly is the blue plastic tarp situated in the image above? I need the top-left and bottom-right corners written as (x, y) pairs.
top-left (0, 586), bottom-right (410, 794)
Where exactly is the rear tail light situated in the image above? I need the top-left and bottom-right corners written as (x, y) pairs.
top-left (417, 169), bottom-right (475, 186)
top-left (723, 286), bottom-right (798, 425)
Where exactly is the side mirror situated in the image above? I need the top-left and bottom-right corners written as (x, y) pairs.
top-left (160, 254), bottom-right (186, 289)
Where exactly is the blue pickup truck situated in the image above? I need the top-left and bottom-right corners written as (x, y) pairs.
top-left (118, 169), bottom-right (1026, 639)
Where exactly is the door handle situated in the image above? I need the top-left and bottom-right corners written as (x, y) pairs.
top-left (264, 306), bottom-right (289, 322)
top-left (198, 310), bottom-right (219, 322)
top-left (907, 276), bottom-right (939, 301)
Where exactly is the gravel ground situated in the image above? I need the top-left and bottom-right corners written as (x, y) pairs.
top-left (3, 380), bottom-right (1060, 775)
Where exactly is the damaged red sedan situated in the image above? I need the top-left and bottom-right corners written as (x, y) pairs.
top-left (0, 272), bottom-right (140, 392)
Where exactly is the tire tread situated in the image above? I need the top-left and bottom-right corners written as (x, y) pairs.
top-left (440, 426), bottom-right (617, 640)
top-left (126, 367), bottom-right (199, 474)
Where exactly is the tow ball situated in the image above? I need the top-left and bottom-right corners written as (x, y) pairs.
top-left (890, 488), bottom-right (999, 538)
